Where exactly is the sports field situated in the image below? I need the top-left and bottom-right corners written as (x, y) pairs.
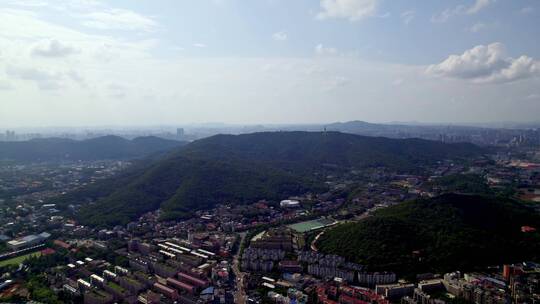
top-left (0, 252), bottom-right (41, 267)
top-left (287, 218), bottom-right (337, 233)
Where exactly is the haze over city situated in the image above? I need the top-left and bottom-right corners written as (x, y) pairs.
top-left (1, 0), bottom-right (540, 127)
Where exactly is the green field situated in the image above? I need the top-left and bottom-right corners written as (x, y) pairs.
top-left (0, 251), bottom-right (41, 267)
top-left (288, 218), bottom-right (337, 233)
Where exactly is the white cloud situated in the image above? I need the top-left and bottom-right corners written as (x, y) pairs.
top-left (193, 43), bottom-right (207, 48)
top-left (32, 39), bottom-right (79, 57)
top-left (432, 0), bottom-right (494, 23)
top-left (316, 0), bottom-right (378, 21)
top-left (469, 22), bottom-right (487, 33)
top-left (392, 78), bottom-right (404, 86)
top-left (1, 1), bottom-right (539, 126)
top-left (5, 0), bottom-right (50, 8)
top-left (0, 80), bottom-right (14, 90)
top-left (431, 9), bottom-right (454, 23)
top-left (82, 8), bottom-right (157, 31)
top-left (525, 94), bottom-right (540, 100)
top-left (0, 6), bottom-right (156, 94)
top-left (426, 42), bottom-right (540, 84)
top-left (466, 0), bottom-right (492, 14)
top-left (6, 0), bottom-right (157, 32)
top-left (400, 10), bottom-right (415, 25)
top-left (315, 44), bottom-right (338, 56)
top-left (272, 31), bottom-right (288, 41)
top-left (107, 83), bottom-right (127, 99)
top-left (6, 65), bottom-right (63, 90)
top-left (66, 70), bottom-right (85, 85)
top-left (324, 75), bottom-right (349, 91)
top-left (520, 7), bottom-right (534, 14)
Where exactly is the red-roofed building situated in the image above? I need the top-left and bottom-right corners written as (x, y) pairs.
top-left (521, 226), bottom-right (537, 233)
top-left (178, 272), bottom-right (209, 288)
top-left (41, 248), bottom-right (56, 256)
top-left (166, 277), bottom-right (196, 295)
top-left (254, 202), bottom-right (268, 209)
top-left (314, 283), bottom-right (389, 304)
top-left (153, 283), bottom-right (178, 300)
top-left (53, 240), bottom-right (71, 249)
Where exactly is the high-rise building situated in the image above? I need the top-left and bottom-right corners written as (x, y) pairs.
top-left (3, 130), bottom-right (16, 141)
top-left (176, 128), bottom-right (185, 138)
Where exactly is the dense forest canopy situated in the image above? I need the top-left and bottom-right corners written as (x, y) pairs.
top-left (316, 194), bottom-right (540, 276)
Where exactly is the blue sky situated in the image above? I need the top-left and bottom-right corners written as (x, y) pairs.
top-left (0, 0), bottom-right (539, 126)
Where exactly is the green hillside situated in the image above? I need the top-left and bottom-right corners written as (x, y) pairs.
top-left (63, 132), bottom-right (484, 227)
top-left (316, 194), bottom-right (540, 276)
top-left (78, 157), bottom-right (321, 226)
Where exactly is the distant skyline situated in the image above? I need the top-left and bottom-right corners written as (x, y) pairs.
top-left (1, 0), bottom-right (540, 127)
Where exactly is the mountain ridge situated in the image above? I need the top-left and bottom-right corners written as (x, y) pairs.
top-left (53, 131), bottom-right (485, 227)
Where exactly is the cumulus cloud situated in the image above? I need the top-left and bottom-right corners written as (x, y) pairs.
top-left (432, 0), bottom-right (494, 23)
top-left (315, 44), bottom-right (338, 56)
top-left (272, 31), bottom-right (287, 41)
top-left (316, 0), bottom-right (378, 21)
top-left (426, 42), bottom-right (540, 84)
top-left (31, 39), bottom-right (79, 57)
top-left (400, 10), bottom-right (415, 25)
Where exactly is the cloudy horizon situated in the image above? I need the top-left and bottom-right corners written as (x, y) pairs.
top-left (1, 0), bottom-right (539, 127)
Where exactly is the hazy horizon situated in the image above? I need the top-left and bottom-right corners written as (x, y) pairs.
top-left (4, 120), bottom-right (540, 134)
top-left (1, 0), bottom-right (540, 126)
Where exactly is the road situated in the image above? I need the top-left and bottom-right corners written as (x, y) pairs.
top-left (232, 232), bottom-right (248, 304)
top-left (310, 230), bottom-right (325, 251)
top-left (310, 209), bottom-right (375, 251)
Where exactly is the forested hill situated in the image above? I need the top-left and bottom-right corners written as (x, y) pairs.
top-left (0, 135), bottom-right (186, 162)
top-left (316, 194), bottom-right (540, 276)
top-left (181, 131), bottom-right (484, 170)
top-left (58, 131), bottom-right (485, 227)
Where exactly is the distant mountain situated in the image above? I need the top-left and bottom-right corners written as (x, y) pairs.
top-left (242, 120), bottom-right (516, 146)
top-left (0, 135), bottom-right (186, 162)
top-left (323, 120), bottom-right (486, 137)
top-left (316, 194), bottom-right (540, 276)
top-left (58, 131), bottom-right (485, 227)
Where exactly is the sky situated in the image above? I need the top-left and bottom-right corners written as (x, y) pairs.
top-left (0, 0), bottom-right (539, 127)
